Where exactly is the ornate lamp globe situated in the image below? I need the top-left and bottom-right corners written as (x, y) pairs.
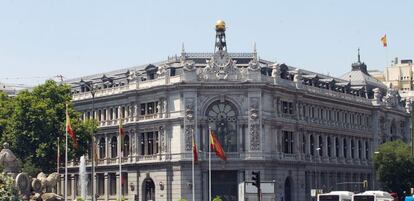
top-left (215, 20), bottom-right (226, 31)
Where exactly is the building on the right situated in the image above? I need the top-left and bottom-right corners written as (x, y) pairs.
top-left (370, 58), bottom-right (414, 100)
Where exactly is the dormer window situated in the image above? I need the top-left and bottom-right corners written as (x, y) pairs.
top-left (170, 67), bottom-right (176, 76)
top-left (145, 64), bottom-right (158, 80)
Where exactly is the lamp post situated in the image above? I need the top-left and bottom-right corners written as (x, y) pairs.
top-left (373, 151), bottom-right (380, 190)
top-left (81, 80), bottom-right (97, 201)
top-left (313, 147), bottom-right (321, 201)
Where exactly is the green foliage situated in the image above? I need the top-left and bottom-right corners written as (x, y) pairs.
top-left (0, 172), bottom-right (22, 201)
top-left (178, 199), bottom-right (187, 201)
top-left (75, 198), bottom-right (85, 201)
top-left (116, 198), bottom-right (126, 201)
top-left (0, 80), bottom-right (96, 175)
top-left (0, 92), bottom-right (14, 141)
top-left (212, 196), bottom-right (222, 201)
top-left (374, 140), bottom-right (414, 196)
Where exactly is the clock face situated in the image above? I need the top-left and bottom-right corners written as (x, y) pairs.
top-left (213, 52), bottom-right (231, 68)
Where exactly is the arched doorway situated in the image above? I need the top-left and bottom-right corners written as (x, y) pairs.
top-left (142, 178), bottom-right (155, 201)
top-left (284, 177), bottom-right (292, 201)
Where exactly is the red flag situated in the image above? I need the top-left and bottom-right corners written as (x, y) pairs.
top-left (192, 133), bottom-right (198, 163)
top-left (119, 118), bottom-right (125, 152)
top-left (66, 105), bottom-right (78, 149)
top-left (381, 34), bottom-right (387, 47)
top-left (210, 130), bottom-right (227, 161)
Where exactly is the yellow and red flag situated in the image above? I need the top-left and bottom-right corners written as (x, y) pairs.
top-left (66, 105), bottom-right (78, 149)
top-left (192, 133), bottom-right (198, 163)
top-left (119, 118), bottom-right (125, 152)
top-left (381, 34), bottom-right (387, 47)
top-left (210, 130), bottom-right (227, 161)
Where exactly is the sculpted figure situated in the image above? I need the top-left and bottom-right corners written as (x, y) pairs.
top-left (0, 142), bottom-right (21, 174)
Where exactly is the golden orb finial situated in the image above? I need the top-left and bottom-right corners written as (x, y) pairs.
top-left (215, 20), bottom-right (226, 31)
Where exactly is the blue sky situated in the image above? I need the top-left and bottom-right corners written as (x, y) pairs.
top-left (0, 0), bottom-right (413, 85)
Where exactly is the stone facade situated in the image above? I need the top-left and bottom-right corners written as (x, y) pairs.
top-left (61, 23), bottom-right (410, 201)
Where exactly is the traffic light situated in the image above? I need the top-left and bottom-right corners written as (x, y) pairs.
top-left (363, 180), bottom-right (368, 189)
top-left (252, 171), bottom-right (261, 189)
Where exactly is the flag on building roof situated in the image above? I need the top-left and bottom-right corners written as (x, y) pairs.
top-left (66, 105), bottom-right (78, 149)
top-left (210, 130), bottom-right (227, 161)
top-left (381, 34), bottom-right (387, 47)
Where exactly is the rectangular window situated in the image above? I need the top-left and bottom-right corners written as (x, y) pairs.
top-left (122, 172), bottom-right (128, 195)
top-left (282, 101), bottom-right (294, 114)
top-left (103, 109), bottom-right (107, 121)
top-left (148, 132), bottom-right (154, 155)
top-left (140, 133), bottom-right (145, 155)
top-left (140, 103), bottom-right (146, 115)
top-left (115, 108), bottom-right (119, 119)
top-left (155, 131), bottom-right (159, 154)
top-left (97, 173), bottom-right (105, 195)
top-left (282, 131), bottom-right (294, 154)
top-left (147, 102), bottom-right (155, 114)
top-left (109, 173), bottom-right (117, 195)
top-left (110, 108), bottom-right (113, 120)
top-left (98, 110), bottom-right (102, 121)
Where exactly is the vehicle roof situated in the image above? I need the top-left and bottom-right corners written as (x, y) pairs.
top-left (320, 191), bottom-right (354, 196)
top-left (354, 191), bottom-right (393, 198)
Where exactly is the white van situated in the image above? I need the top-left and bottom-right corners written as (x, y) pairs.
top-left (353, 191), bottom-right (394, 201)
top-left (318, 191), bottom-right (354, 201)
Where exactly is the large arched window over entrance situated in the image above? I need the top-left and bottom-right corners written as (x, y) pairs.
top-left (206, 100), bottom-right (238, 152)
top-left (143, 178), bottom-right (155, 201)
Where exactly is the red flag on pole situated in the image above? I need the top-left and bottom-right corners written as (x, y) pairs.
top-left (381, 34), bottom-right (388, 47)
top-left (119, 118), bottom-right (125, 152)
top-left (66, 105), bottom-right (78, 149)
top-left (192, 133), bottom-right (198, 163)
top-left (209, 131), bottom-right (227, 161)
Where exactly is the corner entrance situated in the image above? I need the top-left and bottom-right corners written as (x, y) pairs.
top-left (211, 171), bottom-right (238, 201)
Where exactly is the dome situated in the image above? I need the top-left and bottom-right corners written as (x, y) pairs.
top-left (215, 20), bottom-right (226, 31)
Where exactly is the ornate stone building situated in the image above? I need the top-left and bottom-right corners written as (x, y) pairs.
top-left (63, 21), bottom-right (411, 201)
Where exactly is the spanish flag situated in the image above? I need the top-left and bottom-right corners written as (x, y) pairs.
top-left (192, 133), bottom-right (198, 163)
top-left (381, 34), bottom-right (387, 47)
top-left (210, 131), bottom-right (227, 161)
top-left (119, 118), bottom-right (125, 152)
top-left (65, 105), bottom-right (78, 149)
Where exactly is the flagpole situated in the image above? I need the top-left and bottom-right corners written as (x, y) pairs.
top-left (192, 128), bottom-right (195, 201)
top-left (64, 124), bottom-right (68, 201)
top-left (208, 127), bottom-right (212, 201)
top-left (118, 118), bottom-right (122, 200)
top-left (57, 137), bottom-right (60, 174)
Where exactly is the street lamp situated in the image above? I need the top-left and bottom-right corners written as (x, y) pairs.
top-left (373, 151), bottom-right (380, 190)
top-left (312, 147), bottom-right (321, 200)
top-left (80, 80), bottom-right (97, 201)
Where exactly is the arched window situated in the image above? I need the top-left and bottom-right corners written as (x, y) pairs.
top-left (99, 138), bottom-right (106, 159)
top-left (111, 136), bottom-right (117, 158)
top-left (327, 136), bottom-right (332, 157)
top-left (206, 101), bottom-right (238, 152)
top-left (358, 140), bottom-right (362, 159)
top-left (318, 136), bottom-right (323, 156)
top-left (123, 135), bottom-right (130, 157)
top-left (310, 135), bottom-right (314, 156)
top-left (343, 138), bottom-right (347, 158)
top-left (302, 134), bottom-right (306, 154)
top-left (335, 137), bottom-right (339, 158)
top-left (351, 139), bottom-right (355, 159)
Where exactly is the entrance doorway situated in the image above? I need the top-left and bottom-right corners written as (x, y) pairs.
top-left (143, 178), bottom-right (155, 201)
top-left (284, 177), bottom-right (292, 201)
top-left (211, 171), bottom-right (238, 201)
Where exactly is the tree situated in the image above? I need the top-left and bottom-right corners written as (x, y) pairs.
top-left (0, 92), bottom-right (14, 139)
top-left (1, 80), bottom-right (95, 175)
top-left (374, 140), bottom-right (414, 196)
top-left (0, 172), bottom-right (22, 201)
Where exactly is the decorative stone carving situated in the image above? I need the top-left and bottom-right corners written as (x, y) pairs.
top-left (373, 88), bottom-right (381, 101)
top-left (0, 142), bottom-right (21, 174)
top-left (272, 63), bottom-right (280, 78)
top-left (405, 98), bottom-right (412, 113)
top-left (185, 99), bottom-right (195, 121)
top-left (293, 69), bottom-right (302, 83)
top-left (159, 126), bottom-right (165, 153)
top-left (185, 125), bottom-right (194, 151)
top-left (199, 52), bottom-right (241, 81)
top-left (183, 60), bottom-right (196, 71)
top-left (157, 64), bottom-right (168, 76)
top-left (383, 88), bottom-right (400, 107)
top-left (248, 58), bottom-right (260, 71)
top-left (15, 172), bottom-right (30, 194)
top-left (37, 172), bottom-right (60, 193)
top-left (249, 97), bottom-right (261, 151)
top-left (126, 70), bottom-right (137, 82)
top-left (249, 124), bottom-right (260, 151)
